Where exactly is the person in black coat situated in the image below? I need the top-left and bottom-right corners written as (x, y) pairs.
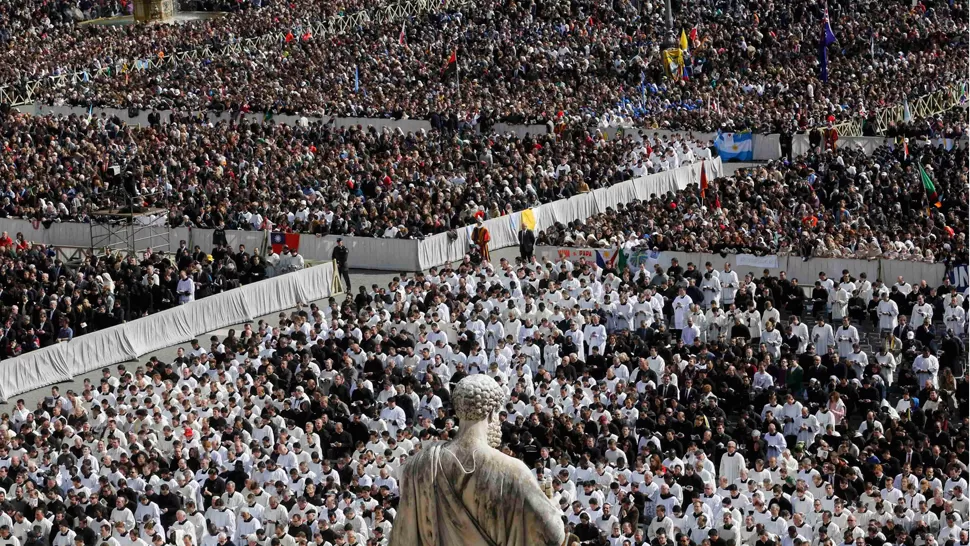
top-left (809, 127), bottom-right (822, 151)
top-left (780, 127), bottom-right (794, 160)
top-left (201, 468), bottom-right (226, 509)
top-left (785, 279), bottom-right (805, 316)
top-left (940, 330), bottom-right (965, 375)
top-left (518, 226), bottom-right (536, 261)
top-left (811, 282), bottom-right (829, 318)
top-left (332, 239), bottom-right (351, 291)
top-left (151, 484), bottom-right (182, 530)
top-left (573, 512), bottom-right (601, 544)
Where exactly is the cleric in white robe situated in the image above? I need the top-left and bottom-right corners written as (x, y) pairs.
top-left (877, 294), bottom-right (899, 331)
top-left (718, 442), bottom-right (747, 486)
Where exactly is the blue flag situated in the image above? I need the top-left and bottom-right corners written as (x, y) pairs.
top-left (354, 65), bottom-right (359, 93)
top-left (715, 131), bottom-right (753, 161)
top-left (819, 9), bottom-right (837, 82)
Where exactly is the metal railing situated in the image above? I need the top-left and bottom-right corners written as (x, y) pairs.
top-left (832, 82), bottom-right (967, 136)
top-left (0, 0), bottom-right (469, 107)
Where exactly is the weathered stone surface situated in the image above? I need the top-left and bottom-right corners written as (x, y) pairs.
top-left (389, 375), bottom-right (566, 546)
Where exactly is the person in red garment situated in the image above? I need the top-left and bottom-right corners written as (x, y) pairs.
top-left (472, 217), bottom-right (491, 263)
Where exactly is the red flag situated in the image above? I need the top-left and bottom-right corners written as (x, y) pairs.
top-left (689, 27), bottom-right (698, 42)
top-left (271, 232), bottom-right (300, 254)
top-left (699, 162), bottom-right (708, 199)
top-left (399, 22), bottom-right (406, 46)
top-left (285, 32), bottom-right (294, 43)
top-left (442, 49), bottom-right (458, 76)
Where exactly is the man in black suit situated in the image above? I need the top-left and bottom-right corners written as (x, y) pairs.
top-left (658, 375), bottom-right (679, 401)
top-left (518, 226), bottom-right (536, 262)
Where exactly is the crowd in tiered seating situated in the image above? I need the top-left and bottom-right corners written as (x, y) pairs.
top-left (3, 0), bottom-right (964, 132)
top-left (0, 111), bottom-right (716, 237)
top-left (538, 142), bottom-right (969, 264)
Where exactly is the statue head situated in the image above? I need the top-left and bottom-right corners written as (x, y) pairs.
top-left (452, 375), bottom-right (505, 448)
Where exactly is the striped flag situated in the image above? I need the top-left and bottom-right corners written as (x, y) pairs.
top-left (918, 163), bottom-right (942, 208)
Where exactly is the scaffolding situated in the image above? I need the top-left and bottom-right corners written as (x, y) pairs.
top-left (88, 185), bottom-right (172, 258)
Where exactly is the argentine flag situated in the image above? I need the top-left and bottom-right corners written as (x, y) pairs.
top-left (715, 131), bottom-right (753, 161)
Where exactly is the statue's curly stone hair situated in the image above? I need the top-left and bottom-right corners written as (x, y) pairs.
top-left (452, 374), bottom-right (505, 422)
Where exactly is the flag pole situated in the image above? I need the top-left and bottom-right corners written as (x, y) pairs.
top-left (455, 46), bottom-right (460, 97)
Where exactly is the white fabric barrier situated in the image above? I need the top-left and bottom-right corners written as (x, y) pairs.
top-left (125, 306), bottom-right (195, 356)
top-left (791, 135), bottom-right (894, 157)
top-left (179, 289), bottom-right (254, 338)
top-left (62, 326), bottom-right (137, 379)
top-left (753, 134), bottom-right (781, 160)
top-left (296, 235), bottom-right (422, 272)
top-left (416, 159), bottom-right (722, 270)
top-left (0, 262), bottom-right (338, 401)
top-left (298, 259), bottom-right (339, 302)
top-left (492, 123), bottom-right (550, 137)
top-left (0, 344), bottom-right (72, 403)
top-left (881, 260), bottom-right (947, 285)
top-left (244, 269), bottom-right (310, 318)
top-left (534, 246), bottom-right (946, 287)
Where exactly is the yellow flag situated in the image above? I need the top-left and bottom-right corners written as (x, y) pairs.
top-left (662, 49), bottom-right (684, 80)
top-left (521, 209), bottom-right (537, 230)
top-left (680, 29), bottom-right (689, 51)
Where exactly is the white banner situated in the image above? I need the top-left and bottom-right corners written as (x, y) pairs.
top-left (735, 254), bottom-right (779, 269)
top-left (0, 262), bottom-right (338, 402)
top-left (417, 159), bottom-right (723, 270)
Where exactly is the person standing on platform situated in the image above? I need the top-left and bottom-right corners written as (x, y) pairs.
top-left (332, 238), bottom-right (351, 292)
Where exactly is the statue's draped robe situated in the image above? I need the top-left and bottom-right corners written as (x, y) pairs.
top-left (389, 442), bottom-right (565, 546)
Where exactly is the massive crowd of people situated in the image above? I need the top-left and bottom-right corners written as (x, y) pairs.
top-left (0, 0), bottom-right (369, 85)
top-left (2, 253), bottom-right (965, 546)
top-left (4, 0), bottom-right (964, 131)
top-left (0, 111), bottom-right (716, 237)
top-left (0, 234), bottom-right (305, 360)
top-left (0, 0), bottom-right (964, 543)
top-left (538, 142), bottom-right (969, 264)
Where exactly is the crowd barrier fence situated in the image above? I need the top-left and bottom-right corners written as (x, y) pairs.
top-left (0, 262), bottom-right (339, 401)
top-left (601, 128), bottom-right (966, 161)
top-left (19, 104), bottom-right (550, 138)
top-left (0, 160), bottom-right (720, 272)
top-left (416, 159), bottom-right (722, 269)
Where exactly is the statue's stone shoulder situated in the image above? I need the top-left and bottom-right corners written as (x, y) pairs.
top-left (399, 441), bottom-right (444, 478)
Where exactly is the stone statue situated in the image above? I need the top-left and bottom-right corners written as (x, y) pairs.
top-left (388, 374), bottom-right (566, 546)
